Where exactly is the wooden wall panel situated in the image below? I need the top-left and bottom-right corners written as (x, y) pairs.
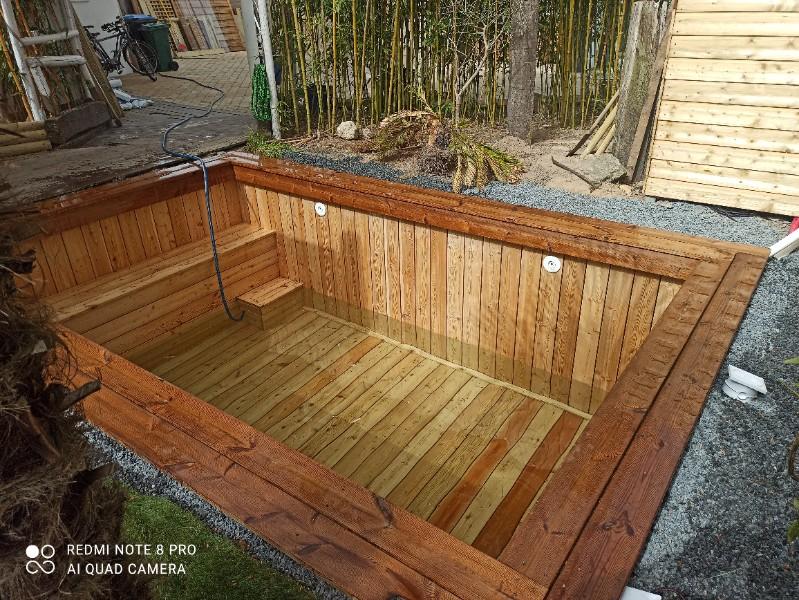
top-left (645, 1), bottom-right (799, 215)
top-left (32, 183), bottom-right (250, 297)
top-left (252, 190), bottom-right (685, 413)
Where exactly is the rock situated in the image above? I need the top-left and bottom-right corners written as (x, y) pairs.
top-left (336, 121), bottom-right (360, 140)
top-left (551, 153), bottom-right (626, 189)
top-left (361, 127), bottom-right (374, 140)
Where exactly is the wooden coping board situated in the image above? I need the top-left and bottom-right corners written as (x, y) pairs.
top-left (44, 154), bottom-right (769, 600)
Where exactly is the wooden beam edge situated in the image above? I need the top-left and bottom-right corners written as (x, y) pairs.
top-left (62, 326), bottom-right (545, 600)
top-left (544, 251), bottom-right (767, 600)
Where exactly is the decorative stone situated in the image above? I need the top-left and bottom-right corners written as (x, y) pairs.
top-left (336, 120), bottom-right (360, 140)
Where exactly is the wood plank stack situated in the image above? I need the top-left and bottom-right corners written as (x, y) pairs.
top-left (0, 121), bottom-right (51, 157)
top-left (644, 0), bottom-right (799, 215)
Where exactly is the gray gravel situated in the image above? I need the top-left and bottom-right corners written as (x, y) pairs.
top-left (86, 151), bottom-right (798, 599)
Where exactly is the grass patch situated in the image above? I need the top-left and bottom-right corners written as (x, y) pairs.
top-left (122, 490), bottom-right (314, 600)
top-left (246, 131), bottom-right (291, 158)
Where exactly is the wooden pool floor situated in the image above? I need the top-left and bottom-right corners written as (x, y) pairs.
top-left (129, 308), bottom-right (588, 552)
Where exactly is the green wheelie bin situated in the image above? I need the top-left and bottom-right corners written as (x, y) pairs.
top-left (140, 22), bottom-right (178, 72)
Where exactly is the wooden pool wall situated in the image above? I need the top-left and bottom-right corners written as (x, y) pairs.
top-left (22, 153), bottom-right (769, 600)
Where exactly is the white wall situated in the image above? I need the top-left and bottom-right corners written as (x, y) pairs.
top-left (71, 0), bottom-right (131, 75)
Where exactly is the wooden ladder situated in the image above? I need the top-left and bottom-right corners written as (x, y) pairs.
top-left (0, 0), bottom-right (93, 122)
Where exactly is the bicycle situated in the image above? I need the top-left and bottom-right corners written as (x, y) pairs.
top-left (85, 17), bottom-right (158, 81)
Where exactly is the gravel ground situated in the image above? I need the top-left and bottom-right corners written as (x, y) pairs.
top-left (86, 150), bottom-right (799, 599)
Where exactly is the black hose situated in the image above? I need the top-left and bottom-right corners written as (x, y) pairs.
top-left (158, 73), bottom-right (244, 321)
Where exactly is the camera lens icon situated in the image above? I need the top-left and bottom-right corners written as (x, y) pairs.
top-left (25, 544), bottom-right (55, 574)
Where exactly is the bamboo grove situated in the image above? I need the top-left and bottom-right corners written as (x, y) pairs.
top-left (264, 0), bottom-right (635, 133)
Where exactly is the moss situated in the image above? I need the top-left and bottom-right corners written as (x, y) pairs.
top-left (122, 491), bottom-right (314, 600)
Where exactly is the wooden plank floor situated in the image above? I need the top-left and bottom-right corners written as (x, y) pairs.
top-left (128, 307), bottom-right (589, 552)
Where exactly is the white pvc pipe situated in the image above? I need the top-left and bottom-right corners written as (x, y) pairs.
top-left (256, 0), bottom-right (281, 139)
top-left (240, 0), bottom-right (260, 76)
top-left (0, 0), bottom-right (45, 121)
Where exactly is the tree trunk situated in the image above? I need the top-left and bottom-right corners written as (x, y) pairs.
top-left (506, 0), bottom-right (540, 141)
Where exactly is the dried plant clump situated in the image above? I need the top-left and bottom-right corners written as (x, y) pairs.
top-left (0, 227), bottom-right (149, 599)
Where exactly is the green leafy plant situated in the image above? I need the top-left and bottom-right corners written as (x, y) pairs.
top-left (246, 131), bottom-right (292, 159)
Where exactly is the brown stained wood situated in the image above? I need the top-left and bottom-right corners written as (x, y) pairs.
top-left (81, 221), bottom-right (113, 277)
top-left (134, 206), bottom-right (163, 259)
top-left (385, 218), bottom-right (403, 340)
top-left (430, 228), bottom-right (448, 358)
top-left (314, 206), bottom-right (337, 314)
top-left (495, 246), bottom-right (522, 383)
top-left (477, 240), bottom-right (502, 377)
top-left (290, 198), bottom-right (312, 304)
top-left (512, 249), bottom-right (543, 388)
top-left (461, 236), bottom-right (484, 370)
top-left (241, 186), bottom-right (261, 228)
top-left (117, 211), bottom-right (148, 264)
top-left (446, 232), bottom-right (466, 364)
top-left (414, 225), bottom-right (432, 352)
top-left (472, 411), bottom-right (584, 557)
top-left (589, 268), bottom-right (635, 413)
top-left (429, 394), bottom-right (544, 532)
top-left (500, 257), bottom-right (734, 589)
top-left (78, 380), bottom-right (459, 600)
top-left (223, 180), bottom-right (244, 225)
top-left (546, 252), bottom-right (766, 600)
top-left (653, 278), bottom-right (682, 325)
top-left (568, 264), bottom-right (610, 413)
top-left (40, 233), bottom-right (77, 292)
top-left (183, 191), bottom-right (207, 242)
top-left (151, 200), bottom-right (178, 252)
top-left (231, 156), bottom-right (765, 264)
top-left (398, 221), bottom-right (417, 345)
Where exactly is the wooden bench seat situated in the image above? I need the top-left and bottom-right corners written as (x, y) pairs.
top-left (48, 224), bottom-right (280, 354)
top-left (237, 277), bottom-right (304, 329)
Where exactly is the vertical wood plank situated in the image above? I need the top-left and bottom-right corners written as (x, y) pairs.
top-left (99, 216), bottom-right (131, 271)
top-left (182, 191), bottom-right (207, 242)
top-left (327, 205), bottom-right (350, 319)
top-left (224, 180), bottom-right (244, 225)
top-left (653, 278), bottom-right (682, 325)
top-left (354, 211), bottom-right (373, 328)
top-left (590, 268), bottom-right (635, 413)
top-left (512, 249), bottom-right (543, 388)
top-left (277, 193), bottom-right (299, 281)
top-left (461, 236), bottom-right (484, 370)
top-left (530, 256), bottom-right (562, 395)
top-left (549, 259), bottom-right (587, 403)
top-left (618, 273), bottom-right (659, 372)
top-left (61, 228), bottom-right (95, 284)
top-left (569, 263), bottom-right (611, 412)
top-left (495, 245), bottom-right (522, 383)
top-left (135, 206), bottom-right (163, 258)
top-left (118, 210), bottom-right (148, 264)
top-left (255, 189), bottom-right (275, 229)
top-left (341, 208), bottom-right (363, 324)
top-left (385, 218), bottom-right (402, 340)
top-left (290, 197), bottom-right (311, 304)
top-left (151, 200), bottom-right (177, 251)
top-left (446, 232), bottom-right (465, 363)
top-left (414, 225), bottom-right (432, 352)
top-left (399, 221), bottom-right (417, 345)
top-left (166, 195), bottom-right (192, 247)
top-left (209, 183), bottom-right (230, 231)
top-left (302, 199), bottom-right (325, 309)
top-left (265, 191), bottom-right (287, 275)
top-left (241, 185), bottom-right (261, 228)
top-left (429, 228), bottom-right (448, 358)
top-left (40, 233), bottom-right (77, 291)
top-left (478, 239), bottom-right (502, 377)
top-left (29, 239), bottom-right (57, 296)
top-left (369, 214), bottom-right (388, 335)
top-left (316, 206), bottom-right (337, 314)
top-left (81, 221), bottom-right (113, 277)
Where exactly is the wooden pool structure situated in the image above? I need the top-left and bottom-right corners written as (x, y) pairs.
top-left (22, 152), bottom-right (768, 599)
